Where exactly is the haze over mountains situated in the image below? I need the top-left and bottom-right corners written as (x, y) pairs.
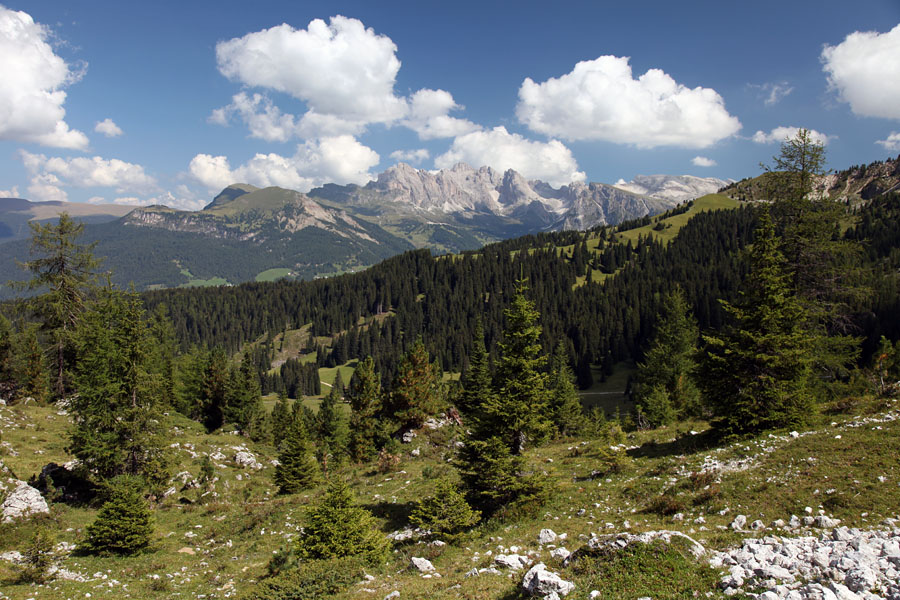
top-left (0, 162), bottom-right (729, 292)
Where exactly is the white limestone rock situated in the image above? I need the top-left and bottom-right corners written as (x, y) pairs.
top-left (522, 562), bottom-right (575, 597)
top-left (1, 480), bottom-right (49, 523)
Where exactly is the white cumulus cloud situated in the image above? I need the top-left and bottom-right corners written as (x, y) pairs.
top-left (389, 148), bottom-right (430, 164)
top-left (215, 15), bottom-right (406, 134)
top-left (94, 118), bottom-right (123, 137)
top-left (0, 6), bottom-right (88, 149)
top-left (401, 89), bottom-right (480, 140)
top-left (877, 132), bottom-right (900, 152)
top-left (752, 126), bottom-right (830, 145)
top-left (190, 135), bottom-right (379, 192)
top-left (516, 55), bottom-right (740, 148)
top-left (822, 24), bottom-right (900, 120)
top-left (0, 185), bottom-right (19, 197)
top-left (435, 127), bottom-right (584, 187)
top-left (692, 156), bottom-right (717, 167)
top-left (20, 150), bottom-right (157, 201)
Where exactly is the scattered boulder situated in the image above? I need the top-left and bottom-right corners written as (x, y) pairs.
top-left (522, 563), bottom-right (575, 597)
top-left (495, 553), bottom-right (531, 570)
top-left (1, 480), bottom-right (49, 522)
top-left (538, 528), bottom-right (558, 545)
top-left (410, 557), bottom-right (435, 573)
top-left (731, 514), bottom-right (748, 531)
top-left (233, 450), bottom-right (262, 470)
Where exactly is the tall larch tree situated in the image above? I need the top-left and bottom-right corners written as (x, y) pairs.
top-left (386, 338), bottom-right (442, 430)
top-left (548, 340), bottom-right (583, 436)
top-left (19, 213), bottom-right (100, 398)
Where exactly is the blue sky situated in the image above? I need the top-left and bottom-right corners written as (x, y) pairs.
top-left (1, 0), bottom-right (899, 210)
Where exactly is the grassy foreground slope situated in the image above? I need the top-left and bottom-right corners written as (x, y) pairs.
top-left (1, 391), bottom-right (897, 599)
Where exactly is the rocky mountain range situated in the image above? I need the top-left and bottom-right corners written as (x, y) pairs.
top-left (0, 163), bottom-right (728, 293)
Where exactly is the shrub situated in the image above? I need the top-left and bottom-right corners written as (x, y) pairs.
top-left (240, 556), bottom-right (367, 600)
top-left (409, 478), bottom-right (480, 542)
top-left (79, 477), bottom-right (154, 555)
top-left (295, 480), bottom-right (389, 563)
top-left (18, 527), bottom-right (55, 583)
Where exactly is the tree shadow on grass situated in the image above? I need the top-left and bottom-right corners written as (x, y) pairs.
top-left (361, 500), bottom-right (416, 533)
top-left (626, 428), bottom-right (722, 460)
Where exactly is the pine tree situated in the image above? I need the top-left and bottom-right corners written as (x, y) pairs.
top-left (79, 477), bottom-right (154, 555)
top-left (699, 208), bottom-right (814, 435)
top-left (69, 286), bottom-right (169, 483)
top-left (295, 479), bottom-right (389, 563)
top-left (632, 288), bottom-right (700, 426)
top-left (347, 356), bottom-right (383, 462)
top-left (18, 213), bottom-right (100, 398)
top-left (274, 418), bottom-right (319, 494)
top-left (316, 384), bottom-right (349, 476)
top-left (548, 341), bottom-right (583, 436)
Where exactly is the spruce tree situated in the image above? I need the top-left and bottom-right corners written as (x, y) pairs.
top-left (295, 479), bottom-right (389, 563)
top-left (316, 384), bottom-right (349, 476)
top-left (80, 477), bottom-right (154, 555)
top-left (458, 321), bottom-right (491, 418)
top-left (699, 208), bottom-right (814, 435)
top-left (270, 390), bottom-right (293, 449)
top-left (225, 352), bottom-right (264, 436)
top-left (765, 128), bottom-right (866, 387)
top-left (548, 341), bottom-right (584, 436)
top-left (347, 356), bottom-right (383, 462)
top-left (409, 478), bottom-right (480, 541)
top-left (69, 286), bottom-right (168, 483)
top-left (482, 283), bottom-right (552, 454)
top-left (200, 348), bottom-right (229, 432)
top-left (274, 418), bottom-right (318, 494)
top-left (386, 338), bottom-right (441, 430)
top-left (632, 288), bottom-right (700, 426)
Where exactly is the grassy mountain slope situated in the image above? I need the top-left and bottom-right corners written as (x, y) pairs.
top-left (1, 389), bottom-right (896, 598)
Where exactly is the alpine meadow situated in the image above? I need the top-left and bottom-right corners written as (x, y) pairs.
top-left (2, 3), bottom-right (900, 599)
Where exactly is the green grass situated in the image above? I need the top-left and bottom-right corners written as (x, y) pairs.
top-left (255, 267), bottom-right (292, 282)
top-left (2, 389), bottom-right (898, 599)
top-left (616, 194), bottom-right (740, 245)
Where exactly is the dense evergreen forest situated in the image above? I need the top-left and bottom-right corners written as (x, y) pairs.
top-left (142, 205), bottom-right (759, 388)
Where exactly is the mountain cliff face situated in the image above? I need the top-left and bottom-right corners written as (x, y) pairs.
top-left (613, 174), bottom-right (731, 204)
top-left (309, 163), bottom-right (685, 245)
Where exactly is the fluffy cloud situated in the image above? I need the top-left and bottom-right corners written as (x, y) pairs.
top-left (516, 55), bottom-right (740, 148)
top-left (822, 24), bottom-right (900, 120)
top-left (401, 89), bottom-right (480, 140)
top-left (692, 156), bottom-right (717, 167)
top-left (0, 185), bottom-right (19, 197)
top-left (20, 150), bottom-right (157, 201)
top-left (389, 148), bottom-right (430, 164)
top-left (0, 7), bottom-right (88, 149)
top-left (434, 127), bottom-right (584, 187)
top-left (877, 132), bottom-right (900, 152)
top-left (751, 126), bottom-right (830, 145)
top-left (215, 15), bottom-right (406, 133)
top-left (94, 118), bottom-right (123, 137)
top-left (190, 135), bottom-right (379, 192)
